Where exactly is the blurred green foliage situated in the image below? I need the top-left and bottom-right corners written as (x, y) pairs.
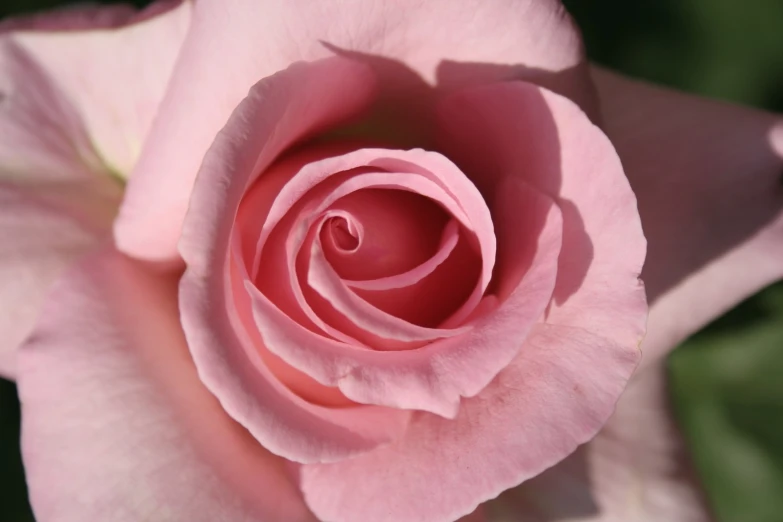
top-left (565, 0), bottom-right (783, 112)
top-left (1, 1), bottom-right (781, 521)
top-left (670, 285), bottom-right (783, 522)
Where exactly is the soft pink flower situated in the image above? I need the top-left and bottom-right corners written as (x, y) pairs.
top-left (1, 2), bottom-right (781, 522)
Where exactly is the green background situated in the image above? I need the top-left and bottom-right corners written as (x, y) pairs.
top-left (1, 1), bottom-right (782, 521)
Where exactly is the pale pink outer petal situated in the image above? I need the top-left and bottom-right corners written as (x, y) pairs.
top-left (0, 43), bottom-right (120, 378)
top-left (0, 181), bottom-right (118, 380)
top-left (592, 68), bottom-right (783, 366)
top-left (2, 0), bottom-right (191, 176)
top-left (17, 247), bottom-right (316, 522)
top-left (179, 58), bottom-right (414, 464)
top-left (298, 323), bottom-right (640, 522)
top-left (438, 81), bottom-right (647, 350)
top-left (0, 1), bottom-right (190, 379)
top-left (115, 0), bottom-right (594, 261)
top-left (485, 364), bottom-right (711, 522)
top-left (246, 148), bottom-right (494, 346)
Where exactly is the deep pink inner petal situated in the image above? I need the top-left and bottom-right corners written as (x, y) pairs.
top-left (321, 188), bottom-right (450, 281)
top-left (349, 225), bottom-right (482, 327)
top-left (230, 141), bottom-right (517, 415)
top-left (345, 220), bottom-right (460, 292)
top-left (244, 179), bottom-right (563, 418)
top-left (290, 177), bottom-right (472, 345)
top-left (322, 214), bottom-right (361, 253)
top-left (247, 162), bottom-right (484, 346)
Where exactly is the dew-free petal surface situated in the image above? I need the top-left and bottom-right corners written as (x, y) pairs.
top-left (0, 1), bottom-right (191, 378)
top-left (299, 322), bottom-right (640, 522)
top-left (116, 0), bottom-right (594, 261)
top-left (438, 81), bottom-right (647, 350)
top-left (17, 247), bottom-right (316, 522)
top-left (592, 68), bottom-right (783, 366)
top-left (249, 180), bottom-right (561, 418)
top-left (486, 364), bottom-right (710, 522)
top-left (3, 0), bottom-right (191, 176)
top-left (0, 179), bottom-right (118, 379)
top-left (179, 58), bottom-right (415, 464)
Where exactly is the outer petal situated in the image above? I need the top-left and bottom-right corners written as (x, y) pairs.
top-left (592, 68), bottom-right (783, 365)
top-left (116, 0), bottom-right (595, 261)
top-left (298, 323), bottom-right (639, 522)
top-left (0, 1), bottom-right (192, 378)
top-left (17, 247), bottom-right (315, 522)
top-left (438, 81), bottom-right (647, 353)
top-left (485, 364), bottom-right (711, 522)
top-left (2, 0), bottom-right (191, 176)
top-left (0, 180), bottom-right (118, 380)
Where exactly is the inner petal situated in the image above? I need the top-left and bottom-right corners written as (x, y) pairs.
top-left (321, 188), bottom-right (450, 281)
top-left (324, 214), bottom-right (361, 253)
top-left (350, 225), bottom-right (482, 327)
top-left (302, 193), bottom-right (483, 335)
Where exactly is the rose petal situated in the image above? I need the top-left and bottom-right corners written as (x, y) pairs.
top-left (242, 147), bottom-right (496, 353)
top-left (592, 67), bottom-right (783, 366)
top-left (320, 188), bottom-right (450, 283)
top-left (17, 246), bottom-right (316, 522)
top-left (0, 4), bottom-right (181, 376)
top-left (421, 79), bottom-right (646, 522)
top-left (223, 239), bottom-right (413, 463)
top-left (115, 0), bottom-right (595, 261)
top-left (179, 58), bottom-right (416, 464)
top-left (2, 0), bottom-right (191, 177)
top-left (0, 42), bottom-right (120, 377)
top-left (0, 178), bottom-right (118, 379)
top-left (298, 322), bottom-right (639, 522)
top-left (295, 172), bottom-right (476, 343)
top-left (252, 148), bottom-right (494, 292)
top-left (236, 145), bottom-right (494, 354)
top-left (247, 181), bottom-right (561, 418)
top-left (438, 80), bottom-right (647, 349)
top-left (344, 219), bottom-right (460, 291)
top-left (486, 364), bottom-right (710, 522)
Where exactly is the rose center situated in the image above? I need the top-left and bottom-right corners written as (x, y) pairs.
top-left (320, 188), bottom-right (450, 282)
top-left (304, 186), bottom-right (482, 331)
top-left (324, 216), bottom-right (361, 253)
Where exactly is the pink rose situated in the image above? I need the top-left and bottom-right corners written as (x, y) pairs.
top-left (1, 2), bottom-right (782, 522)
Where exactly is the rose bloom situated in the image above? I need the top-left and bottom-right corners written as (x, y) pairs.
top-left (1, 1), bottom-right (782, 521)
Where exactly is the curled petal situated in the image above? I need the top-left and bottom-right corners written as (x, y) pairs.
top-left (344, 219), bottom-right (460, 291)
top-left (284, 169), bottom-right (481, 344)
top-left (438, 80), bottom-right (647, 350)
top-left (179, 57), bottom-right (416, 464)
top-left (248, 181), bottom-right (561, 418)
